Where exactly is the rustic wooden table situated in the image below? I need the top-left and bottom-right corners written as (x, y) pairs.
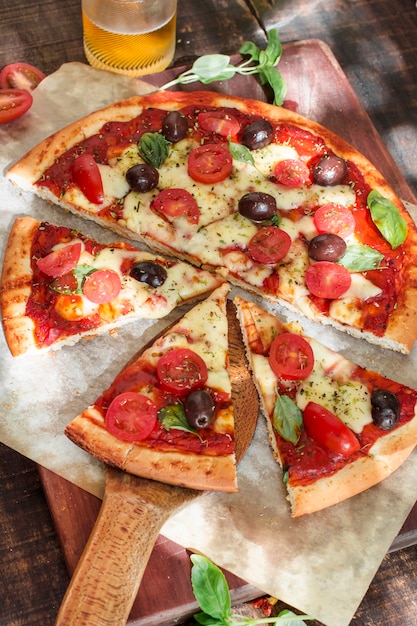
top-left (1, 1), bottom-right (417, 625)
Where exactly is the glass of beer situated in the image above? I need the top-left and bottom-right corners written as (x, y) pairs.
top-left (81, 0), bottom-right (177, 77)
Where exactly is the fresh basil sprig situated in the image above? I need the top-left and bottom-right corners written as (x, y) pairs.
top-left (159, 30), bottom-right (287, 106)
top-left (138, 132), bottom-right (170, 168)
top-left (158, 403), bottom-right (202, 439)
top-left (367, 190), bottom-right (407, 249)
top-left (337, 244), bottom-right (384, 271)
top-left (191, 554), bottom-right (313, 625)
top-left (272, 394), bottom-right (303, 445)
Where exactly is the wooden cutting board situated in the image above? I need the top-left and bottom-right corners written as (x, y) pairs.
top-left (38, 38), bottom-right (417, 625)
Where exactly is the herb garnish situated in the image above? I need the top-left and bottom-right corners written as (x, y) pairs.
top-left (367, 190), bottom-right (407, 249)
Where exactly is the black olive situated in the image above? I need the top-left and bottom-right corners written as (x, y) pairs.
top-left (130, 261), bottom-right (167, 287)
top-left (126, 163), bottom-right (159, 192)
top-left (371, 389), bottom-right (400, 431)
top-left (162, 110), bottom-right (189, 143)
top-left (238, 192), bottom-right (277, 222)
top-left (242, 119), bottom-right (273, 150)
top-left (184, 388), bottom-right (215, 429)
top-left (308, 233), bottom-right (347, 262)
top-left (312, 155), bottom-right (347, 186)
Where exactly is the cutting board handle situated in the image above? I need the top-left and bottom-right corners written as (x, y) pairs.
top-left (55, 468), bottom-right (198, 626)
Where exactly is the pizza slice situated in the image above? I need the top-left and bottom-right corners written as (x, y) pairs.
top-left (0, 216), bottom-right (224, 356)
top-left (64, 284), bottom-right (239, 492)
top-left (234, 296), bottom-right (417, 516)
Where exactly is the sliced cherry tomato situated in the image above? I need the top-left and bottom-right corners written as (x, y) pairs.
top-left (0, 88), bottom-right (33, 124)
top-left (83, 269), bottom-right (122, 304)
top-left (314, 203), bottom-right (356, 239)
top-left (0, 62), bottom-right (45, 91)
top-left (197, 111), bottom-right (240, 137)
top-left (71, 154), bottom-right (104, 204)
top-left (273, 159), bottom-right (311, 187)
top-left (305, 261), bottom-right (351, 299)
top-left (187, 143), bottom-right (233, 184)
top-left (50, 272), bottom-right (79, 294)
top-left (303, 401), bottom-right (361, 457)
top-left (37, 242), bottom-right (82, 277)
top-left (247, 226), bottom-right (292, 264)
top-left (151, 188), bottom-right (199, 224)
top-left (157, 348), bottom-right (208, 395)
top-left (269, 332), bottom-right (314, 380)
top-left (105, 392), bottom-right (158, 442)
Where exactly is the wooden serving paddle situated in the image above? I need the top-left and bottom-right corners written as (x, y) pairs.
top-left (54, 302), bottom-right (258, 625)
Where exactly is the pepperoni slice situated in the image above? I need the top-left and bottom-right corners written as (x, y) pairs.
top-left (37, 242), bottom-right (82, 278)
top-left (156, 348), bottom-right (208, 395)
top-left (248, 226), bottom-right (291, 264)
top-left (305, 261), bottom-right (351, 299)
top-left (83, 269), bottom-right (122, 303)
top-left (105, 392), bottom-right (158, 442)
top-left (269, 332), bottom-right (315, 381)
top-left (187, 143), bottom-right (233, 184)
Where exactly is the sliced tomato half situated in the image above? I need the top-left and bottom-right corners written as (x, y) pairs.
top-left (187, 143), bottom-right (233, 184)
top-left (37, 242), bottom-right (82, 277)
top-left (0, 88), bottom-right (33, 124)
top-left (273, 159), bottom-right (311, 187)
top-left (305, 261), bottom-right (351, 299)
top-left (247, 226), bottom-right (292, 264)
top-left (105, 392), bottom-right (158, 442)
top-left (269, 332), bottom-right (314, 381)
top-left (151, 188), bottom-right (199, 224)
top-left (83, 269), bottom-right (122, 304)
top-left (0, 62), bottom-right (46, 91)
top-left (71, 154), bottom-right (104, 204)
top-left (314, 203), bottom-right (356, 239)
top-left (303, 401), bottom-right (361, 457)
top-left (198, 111), bottom-right (240, 137)
top-left (157, 348), bottom-right (208, 395)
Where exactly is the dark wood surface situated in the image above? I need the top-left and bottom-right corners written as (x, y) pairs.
top-left (1, 1), bottom-right (417, 625)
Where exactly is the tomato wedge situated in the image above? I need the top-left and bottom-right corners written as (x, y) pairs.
top-left (273, 159), bottom-right (311, 187)
top-left (314, 203), bottom-right (356, 239)
top-left (303, 401), bottom-right (361, 457)
top-left (37, 242), bottom-right (82, 277)
top-left (71, 154), bottom-right (104, 204)
top-left (105, 392), bottom-right (158, 442)
top-left (151, 188), bottom-right (199, 224)
top-left (269, 332), bottom-right (314, 380)
top-left (187, 143), bottom-right (233, 184)
top-left (157, 348), bottom-right (208, 395)
top-left (0, 62), bottom-right (45, 91)
top-left (83, 269), bottom-right (122, 303)
top-left (0, 88), bottom-right (33, 124)
top-left (305, 261), bottom-right (351, 299)
top-left (198, 111), bottom-right (240, 137)
top-left (247, 226), bottom-right (292, 264)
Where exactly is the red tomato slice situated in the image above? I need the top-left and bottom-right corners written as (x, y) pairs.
top-left (50, 272), bottom-right (79, 294)
top-left (314, 203), bottom-right (356, 239)
top-left (83, 269), bottom-right (122, 304)
top-left (37, 242), bottom-right (82, 277)
top-left (305, 261), bottom-right (351, 299)
top-left (0, 62), bottom-right (46, 91)
top-left (187, 143), bottom-right (233, 184)
top-left (151, 188), bottom-right (199, 224)
top-left (157, 348), bottom-right (208, 395)
top-left (248, 226), bottom-right (292, 264)
top-left (105, 392), bottom-right (158, 442)
top-left (71, 154), bottom-right (104, 204)
top-left (273, 159), bottom-right (311, 187)
top-left (303, 401), bottom-right (361, 457)
top-left (0, 88), bottom-right (33, 124)
top-left (198, 111), bottom-right (240, 137)
top-left (269, 332), bottom-right (314, 380)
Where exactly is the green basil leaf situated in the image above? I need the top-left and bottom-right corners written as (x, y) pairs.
top-left (367, 189), bottom-right (407, 249)
top-left (263, 28), bottom-right (283, 67)
top-left (239, 40), bottom-right (261, 63)
top-left (193, 612), bottom-right (222, 625)
top-left (191, 555), bottom-right (231, 621)
top-left (259, 66), bottom-right (287, 105)
top-left (276, 608), bottom-right (312, 625)
top-left (158, 403), bottom-right (200, 437)
top-left (138, 132), bottom-right (169, 168)
top-left (273, 394), bottom-right (303, 445)
top-left (337, 244), bottom-right (384, 271)
top-left (73, 263), bottom-right (96, 292)
top-left (192, 54), bottom-right (233, 80)
top-left (227, 139), bottom-right (255, 166)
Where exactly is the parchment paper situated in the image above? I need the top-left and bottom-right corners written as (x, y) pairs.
top-left (1, 62), bottom-right (417, 626)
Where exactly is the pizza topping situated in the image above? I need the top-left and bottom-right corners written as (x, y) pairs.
top-left (184, 388), bottom-right (216, 428)
top-left (238, 192), bottom-right (277, 222)
top-left (37, 242), bottom-right (82, 277)
top-left (82, 269), bottom-right (122, 304)
top-left (198, 110), bottom-right (240, 137)
top-left (105, 392), bottom-right (158, 442)
top-left (138, 132), bottom-right (170, 168)
top-left (312, 155), bottom-right (347, 186)
top-left (273, 394), bottom-right (303, 444)
top-left (305, 261), bottom-right (351, 299)
top-left (0, 88), bottom-right (33, 124)
top-left (71, 154), bottom-right (104, 204)
top-left (248, 226), bottom-right (291, 264)
top-left (242, 119), bottom-right (273, 150)
top-left (371, 389), bottom-right (400, 431)
top-left (130, 261), bottom-right (168, 287)
top-left (157, 348), bottom-right (208, 395)
top-left (187, 143), bottom-right (233, 184)
top-left (269, 332), bottom-right (315, 381)
top-left (126, 163), bottom-right (159, 192)
top-left (337, 244), bottom-right (384, 271)
top-left (272, 158), bottom-right (311, 187)
top-left (162, 110), bottom-right (189, 143)
top-left (313, 203), bottom-right (356, 239)
top-left (303, 401), bottom-right (361, 457)
top-left (367, 190), bottom-right (407, 249)
top-left (0, 62), bottom-right (45, 91)
top-left (308, 233), bottom-right (347, 262)
top-left (152, 188), bottom-right (199, 224)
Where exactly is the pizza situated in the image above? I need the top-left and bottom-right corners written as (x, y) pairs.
top-left (6, 90), bottom-right (417, 354)
top-left (64, 283), bottom-right (239, 492)
top-left (0, 215), bottom-right (224, 356)
top-left (234, 296), bottom-right (417, 516)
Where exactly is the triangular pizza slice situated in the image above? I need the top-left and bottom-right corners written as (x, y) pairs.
top-left (235, 296), bottom-right (417, 516)
top-left (0, 216), bottom-right (224, 356)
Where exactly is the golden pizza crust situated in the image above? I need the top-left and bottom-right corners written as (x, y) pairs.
top-left (6, 90), bottom-right (417, 353)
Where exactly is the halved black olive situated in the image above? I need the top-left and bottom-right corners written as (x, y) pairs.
top-left (130, 261), bottom-right (167, 287)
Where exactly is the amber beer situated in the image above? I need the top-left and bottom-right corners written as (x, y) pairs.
top-left (82, 0), bottom-right (177, 77)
